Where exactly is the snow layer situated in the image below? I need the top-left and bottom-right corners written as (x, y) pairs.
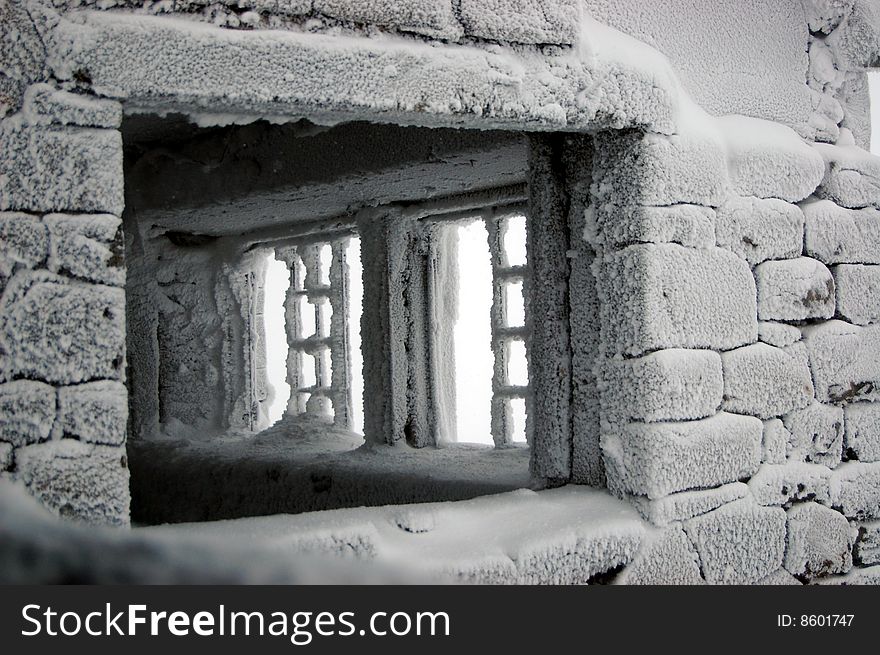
top-left (683, 498), bottom-right (786, 585)
top-left (0, 271), bottom-right (125, 384)
top-left (802, 320), bottom-right (880, 404)
top-left (629, 482), bottom-right (748, 528)
top-left (44, 213), bottom-right (124, 287)
top-left (833, 264), bottom-right (880, 325)
top-left (784, 502), bottom-right (853, 579)
top-left (599, 244), bottom-right (757, 357)
top-left (21, 82), bottom-right (121, 128)
top-left (829, 461), bottom-right (880, 519)
top-left (600, 349), bottom-right (722, 423)
top-left (0, 380), bottom-right (56, 446)
top-left (0, 122), bottom-right (123, 215)
top-left (616, 527), bottom-right (703, 585)
top-left (762, 419), bottom-right (790, 464)
top-left (813, 142), bottom-right (880, 209)
top-left (758, 322), bottom-right (802, 349)
top-left (854, 519), bottom-right (880, 565)
top-left (845, 402), bottom-right (880, 462)
top-left (803, 199), bottom-right (880, 265)
top-left (714, 197), bottom-right (804, 266)
top-left (784, 401), bottom-right (845, 468)
top-left (57, 380), bottom-right (127, 445)
top-left (755, 257), bottom-right (836, 322)
top-left (597, 204), bottom-right (715, 249)
top-left (602, 412), bottom-right (761, 500)
top-left (721, 343), bottom-right (814, 420)
top-left (143, 486), bottom-right (647, 585)
top-left (14, 439), bottom-right (129, 526)
top-left (748, 462), bottom-right (833, 506)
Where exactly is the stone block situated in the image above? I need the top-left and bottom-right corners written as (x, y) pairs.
top-left (755, 257), bottom-right (835, 322)
top-left (834, 264), bottom-right (880, 325)
top-left (803, 199), bottom-right (880, 264)
top-left (845, 402), bottom-right (880, 462)
top-left (45, 213), bottom-right (124, 287)
top-left (803, 320), bottom-right (880, 404)
top-left (715, 196), bottom-right (804, 265)
top-left (629, 482), bottom-right (748, 527)
top-left (784, 503), bottom-right (854, 579)
top-left (829, 461), bottom-right (880, 519)
top-left (0, 380), bottom-right (55, 447)
top-left (57, 381), bottom-right (127, 446)
top-left (784, 401), bottom-right (844, 468)
top-left (721, 343), bottom-right (813, 420)
top-left (618, 527), bottom-right (704, 585)
top-left (748, 462), bottom-right (832, 506)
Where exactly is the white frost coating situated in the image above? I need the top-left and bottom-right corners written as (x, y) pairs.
top-left (854, 519), bottom-right (880, 565)
top-left (784, 402), bottom-right (845, 469)
top-left (0, 212), bottom-right (49, 273)
top-left (755, 257), bottom-right (836, 322)
top-left (762, 419), bottom-right (790, 465)
top-left (21, 82), bottom-right (122, 129)
top-left (813, 142), bottom-right (880, 209)
top-left (802, 199), bottom-right (880, 264)
top-left (814, 565), bottom-right (880, 585)
top-left (829, 461), bottom-right (880, 519)
top-left (44, 213), bottom-right (124, 287)
top-left (0, 442), bottom-right (11, 470)
top-left (784, 502), bottom-right (854, 579)
top-left (748, 462), bottom-right (832, 506)
top-left (756, 569), bottom-right (802, 585)
top-left (758, 322), bottom-right (802, 349)
top-left (14, 439), bottom-right (129, 526)
top-left (629, 482), bottom-right (748, 528)
top-left (57, 381), bottom-right (127, 445)
top-left (602, 412), bottom-right (761, 500)
top-left (0, 122), bottom-right (124, 215)
top-left (683, 498), bottom-right (786, 585)
top-left (845, 402), bottom-right (880, 462)
top-left (616, 527), bottom-right (704, 585)
top-left (599, 349), bottom-right (722, 423)
top-left (803, 0), bottom-right (855, 34)
top-left (802, 320), bottom-right (880, 404)
top-left (0, 380), bottom-right (56, 446)
top-left (719, 116), bottom-right (825, 203)
top-left (599, 244), bottom-right (757, 357)
top-left (313, 0), bottom-right (463, 41)
top-left (596, 204), bottom-right (716, 249)
top-left (721, 343), bottom-right (814, 420)
top-left (458, 0), bottom-right (580, 45)
top-left (714, 197), bottom-right (804, 266)
top-left (0, 272), bottom-right (125, 384)
top-left (833, 264), bottom-right (880, 325)
top-left (825, 0), bottom-right (880, 70)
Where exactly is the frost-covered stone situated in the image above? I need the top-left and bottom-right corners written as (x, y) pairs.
top-left (0, 380), bottom-right (55, 447)
top-left (618, 527), bottom-right (704, 585)
top-left (803, 320), bottom-right (880, 403)
top-left (21, 83), bottom-right (122, 129)
top-left (825, 0), bottom-right (880, 70)
top-left (0, 272), bottom-right (125, 384)
top-left (829, 461), bottom-right (880, 519)
top-left (597, 204), bottom-right (715, 249)
top-left (0, 212), bottom-right (48, 271)
top-left (45, 213), bottom-right (124, 287)
top-left (629, 482), bottom-right (748, 527)
top-left (834, 264), bottom-right (880, 325)
top-left (758, 322), bottom-right (802, 348)
top-left (0, 0), bottom-right (47, 117)
top-left (600, 349), bottom-right (722, 423)
top-left (784, 402), bottom-right (844, 468)
top-left (803, 199), bottom-right (880, 264)
top-left (0, 441), bottom-right (11, 470)
top-left (784, 502), bottom-right (853, 579)
top-left (313, 1), bottom-right (462, 39)
top-left (14, 439), bottom-right (129, 526)
top-left (714, 197), bottom-right (804, 266)
top-left (748, 462), bottom-right (832, 506)
top-left (813, 143), bottom-right (880, 209)
top-left (845, 402), bottom-right (880, 462)
top-left (458, 0), bottom-right (580, 45)
top-left (57, 381), bottom-right (127, 446)
top-left (762, 419), bottom-right (790, 464)
top-left (755, 258), bottom-right (835, 322)
top-left (600, 244), bottom-right (757, 357)
top-left (592, 130), bottom-right (726, 207)
top-left (803, 0), bottom-right (855, 34)
top-left (602, 412), bottom-right (761, 499)
top-left (683, 499), bottom-right (786, 585)
top-left (854, 520), bottom-right (880, 565)
top-left (756, 568), bottom-right (802, 585)
top-left (0, 124), bottom-right (123, 215)
top-left (721, 343), bottom-right (813, 419)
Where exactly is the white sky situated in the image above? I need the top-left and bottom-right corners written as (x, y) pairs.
top-left (871, 72), bottom-right (880, 155)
